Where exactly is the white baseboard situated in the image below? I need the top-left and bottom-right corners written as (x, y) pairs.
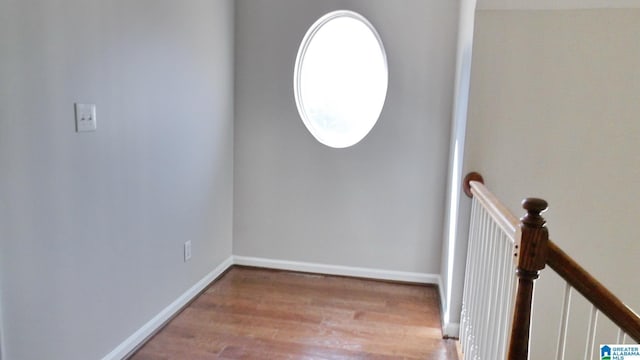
top-left (101, 256), bottom-right (234, 360)
top-left (443, 322), bottom-right (460, 338)
top-left (438, 276), bottom-right (446, 312)
top-left (232, 255), bottom-right (440, 284)
top-left (437, 277), bottom-right (459, 338)
top-left (103, 255), bottom-right (442, 359)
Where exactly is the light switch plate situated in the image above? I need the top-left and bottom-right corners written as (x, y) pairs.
top-left (75, 103), bottom-right (97, 132)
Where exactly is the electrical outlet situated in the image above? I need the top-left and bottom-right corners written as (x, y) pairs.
top-left (75, 103), bottom-right (97, 132)
top-left (184, 241), bottom-right (192, 262)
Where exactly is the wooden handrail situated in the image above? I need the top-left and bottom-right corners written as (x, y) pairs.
top-left (546, 240), bottom-right (640, 342)
top-left (464, 172), bottom-right (519, 240)
top-left (462, 171), bottom-right (640, 359)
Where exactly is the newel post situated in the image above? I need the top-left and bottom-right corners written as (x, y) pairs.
top-left (507, 198), bottom-right (549, 360)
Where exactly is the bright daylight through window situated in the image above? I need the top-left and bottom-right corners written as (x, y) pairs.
top-left (294, 10), bottom-right (388, 148)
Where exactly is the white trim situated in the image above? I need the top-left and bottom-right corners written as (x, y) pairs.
top-left (441, 0), bottom-right (476, 340)
top-left (293, 10), bottom-right (388, 149)
top-left (101, 256), bottom-right (234, 360)
top-left (437, 276), bottom-right (461, 338)
top-left (232, 256), bottom-right (440, 284)
top-left (438, 275), bottom-right (446, 310)
top-left (443, 322), bottom-right (461, 338)
top-left (438, 275), bottom-right (447, 322)
top-left (102, 255), bottom-right (441, 359)
top-left (478, 0), bottom-right (640, 10)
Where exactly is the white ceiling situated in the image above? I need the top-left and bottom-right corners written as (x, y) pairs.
top-left (478, 0), bottom-right (640, 9)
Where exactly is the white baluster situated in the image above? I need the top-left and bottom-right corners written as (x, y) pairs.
top-left (469, 201), bottom-right (484, 359)
top-left (467, 198), bottom-right (482, 356)
top-left (474, 207), bottom-right (490, 359)
top-left (584, 306), bottom-right (599, 360)
top-left (480, 219), bottom-right (498, 360)
top-left (461, 198), bottom-right (479, 352)
top-left (467, 203), bottom-right (485, 359)
top-left (461, 193), bottom-right (525, 359)
top-left (497, 232), bottom-right (513, 359)
top-left (476, 212), bottom-right (490, 360)
top-left (555, 283), bottom-right (572, 360)
top-left (489, 231), bottom-right (505, 358)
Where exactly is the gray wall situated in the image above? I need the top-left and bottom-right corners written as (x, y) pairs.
top-left (0, 1), bottom-right (234, 359)
top-left (233, 0), bottom-right (459, 274)
top-left (466, 8), bottom-right (640, 358)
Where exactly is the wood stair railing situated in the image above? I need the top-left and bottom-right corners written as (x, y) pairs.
top-left (546, 240), bottom-right (640, 342)
top-left (463, 171), bottom-right (640, 360)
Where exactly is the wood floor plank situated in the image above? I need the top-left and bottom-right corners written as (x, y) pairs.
top-left (130, 267), bottom-right (458, 359)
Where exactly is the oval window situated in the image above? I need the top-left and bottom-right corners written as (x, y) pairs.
top-left (294, 11), bottom-right (388, 148)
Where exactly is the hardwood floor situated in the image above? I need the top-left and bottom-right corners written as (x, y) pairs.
top-left (130, 267), bottom-right (458, 360)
